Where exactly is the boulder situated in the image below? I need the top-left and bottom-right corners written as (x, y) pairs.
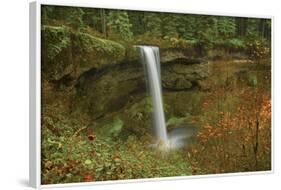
top-left (41, 25), bottom-right (126, 81)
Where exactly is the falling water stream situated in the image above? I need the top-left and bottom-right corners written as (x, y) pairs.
top-left (138, 46), bottom-right (168, 144)
top-left (138, 45), bottom-right (197, 151)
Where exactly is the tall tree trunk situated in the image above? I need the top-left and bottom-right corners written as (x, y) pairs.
top-left (259, 19), bottom-right (266, 38)
top-left (100, 9), bottom-right (107, 37)
top-left (254, 115), bottom-right (260, 170)
top-left (236, 17), bottom-right (248, 37)
top-left (253, 91), bottom-right (260, 170)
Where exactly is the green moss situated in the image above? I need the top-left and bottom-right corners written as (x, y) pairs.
top-left (96, 118), bottom-right (124, 138)
top-left (166, 117), bottom-right (186, 127)
top-left (248, 72), bottom-right (258, 87)
top-left (42, 25), bottom-right (71, 60)
top-left (42, 25), bottom-right (125, 61)
top-left (109, 118), bottom-right (124, 137)
top-left (73, 32), bottom-right (125, 59)
top-left (42, 25), bottom-right (128, 80)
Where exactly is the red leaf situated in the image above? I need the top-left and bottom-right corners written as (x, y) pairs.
top-left (83, 175), bottom-right (93, 182)
top-left (88, 134), bottom-right (96, 141)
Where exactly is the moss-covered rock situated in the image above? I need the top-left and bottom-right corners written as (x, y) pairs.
top-left (42, 26), bottom-right (71, 60)
top-left (71, 32), bottom-right (126, 76)
top-left (42, 25), bottom-right (126, 81)
top-left (41, 25), bottom-right (207, 83)
top-left (42, 25), bottom-right (73, 80)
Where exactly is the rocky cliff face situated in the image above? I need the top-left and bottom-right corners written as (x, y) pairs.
top-left (42, 25), bottom-right (211, 118)
top-left (41, 25), bottom-right (209, 82)
top-left (74, 59), bottom-right (210, 120)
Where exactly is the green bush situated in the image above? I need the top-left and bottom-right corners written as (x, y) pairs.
top-left (225, 38), bottom-right (246, 49)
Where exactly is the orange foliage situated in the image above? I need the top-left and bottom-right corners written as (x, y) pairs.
top-left (187, 86), bottom-right (271, 174)
top-left (83, 175), bottom-right (94, 182)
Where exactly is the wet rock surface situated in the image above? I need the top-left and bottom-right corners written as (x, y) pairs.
top-left (74, 58), bottom-right (210, 118)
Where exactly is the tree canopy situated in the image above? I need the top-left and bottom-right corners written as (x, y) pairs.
top-left (42, 5), bottom-right (271, 57)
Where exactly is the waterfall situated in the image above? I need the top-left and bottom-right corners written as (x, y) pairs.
top-left (138, 46), bottom-right (168, 144)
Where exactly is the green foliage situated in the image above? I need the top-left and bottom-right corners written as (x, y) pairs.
top-left (82, 8), bottom-right (102, 30)
top-left (98, 118), bottom-right (124, 138)
top-left (162, 14), bottom-right (178, 38)
top-left (144, 13), bottom-right (162, 37)
top-left (42, 25), bottom-right (71, 60)
top-left (42, 117), bottom-right (192, 184)
top-left (248, 72), bottom-right (258, 87)
top-left (176, 15), bottom-right (196, 39)
top-left (107, 11), bottom-right (133, 41)
top-left (42, 6), bottom-right (54, 24)
top-left (217, 17), bottom-right (236, 37)
top-left (166, 117), bottom-right (186, 127)
top-left (128, 11), bottom-right (146, 35)
top-left (109, 118), bottom-right (124, 137)
top-left (42, 5), bottom-right (271, 59)
top-left (176, 15), bottom-right (220, 53)
top-left (66, 8), bottom-right (85, 30)
top-left (84, 159), bottom-right (92, 165)
top-left (127, 98), bottom-right (154, 125)
top-left (246, 18), bottom-right (260, 38)
top-left (225, 38), bottom-right (246, 49)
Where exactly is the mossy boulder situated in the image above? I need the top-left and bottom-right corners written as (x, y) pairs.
top-left (41, 25), bottom-right (126, 81)
top-left (42, 26), bottom-right (73, 80)
top-left (71, 32), bottom-right (126, 76)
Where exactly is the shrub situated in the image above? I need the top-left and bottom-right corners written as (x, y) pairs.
top-left (246, 39), bottom-right (270, 60)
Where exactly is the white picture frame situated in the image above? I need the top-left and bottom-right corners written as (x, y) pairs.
top-left (29, 1), bottom-right (274, 189)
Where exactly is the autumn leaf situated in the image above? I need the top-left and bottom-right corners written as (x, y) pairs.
top-left (113, 156), bottom-right (121, 163)
top-left (83, 175), bottom-right (93, 182)
top-left (88, 134), bottom-right (96, 141)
